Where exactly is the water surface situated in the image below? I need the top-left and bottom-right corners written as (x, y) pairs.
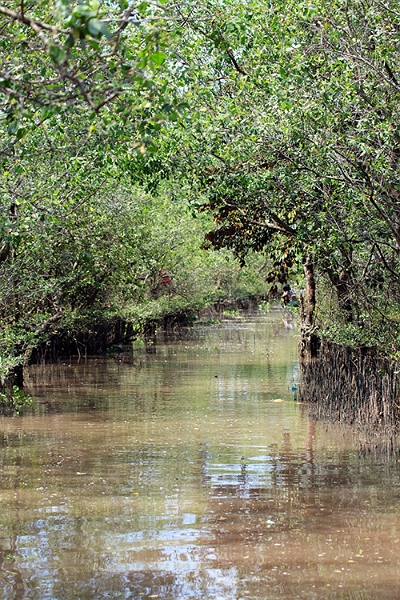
top-left (1, 312), bottom-right (400, 599)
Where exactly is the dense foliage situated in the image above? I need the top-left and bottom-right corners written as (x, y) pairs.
top-left (171, 0), bottom-right (400, 353)
top-left (1, 0), bottom-right (400, 405)
top-left (0, 0), bottom-right (270, 404)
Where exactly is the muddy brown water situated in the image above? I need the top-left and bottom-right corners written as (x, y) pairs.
top-left (0, 311), bottom-right (400, 599)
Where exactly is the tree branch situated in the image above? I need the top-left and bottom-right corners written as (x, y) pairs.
top-left (0, 5), bottom-right (68, 38)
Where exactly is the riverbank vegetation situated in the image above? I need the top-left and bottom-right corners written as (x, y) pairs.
top-left (170, 0), bottom-right (400, 358)
top-left (1, 0), bottom-right (400, 412)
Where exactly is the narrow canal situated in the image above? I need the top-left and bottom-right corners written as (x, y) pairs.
top-left (0, 311), bottom-right (400, 599)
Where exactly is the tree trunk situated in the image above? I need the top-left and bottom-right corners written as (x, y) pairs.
top-left (300, 254), bottom-right (319, 360)
top-left (11, 364), bottom-right (24, 388)
top-left (303, 254), bottom-right (316, 328)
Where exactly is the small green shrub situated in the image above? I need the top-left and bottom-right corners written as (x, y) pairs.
top-left (0, 386), bottom-right (34, 416)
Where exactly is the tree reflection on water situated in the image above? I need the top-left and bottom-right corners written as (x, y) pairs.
top-left (0, 313), bottom-right (399, 599)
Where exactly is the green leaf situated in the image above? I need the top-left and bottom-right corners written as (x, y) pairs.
top-left (40, 107), bottom-right (55, 121)
top-left (16, 127), bottom-right (26, 140)
top-left (88, 18), bottom-right (102, 38)
top-left (150, 51), bottom-right (166, 65)
top-left (65, 33), bottom-right (75, 49)
top-left (7, 121), bottom-right (18, 135)
top-left (49, 44), bottom-right (66, 64)
top-left (101, 22), bottom-right (112, 40)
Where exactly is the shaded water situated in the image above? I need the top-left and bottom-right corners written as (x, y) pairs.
top-left (1, 312), bottom-right (400, 599)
